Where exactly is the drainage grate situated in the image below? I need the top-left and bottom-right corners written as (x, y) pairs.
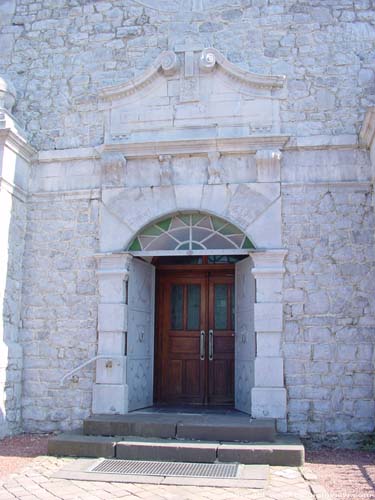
top-left (90, 459), bottom-right (238, 479)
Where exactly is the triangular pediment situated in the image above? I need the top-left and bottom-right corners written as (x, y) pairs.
top-left (100, 48), bottom-right (286, 145)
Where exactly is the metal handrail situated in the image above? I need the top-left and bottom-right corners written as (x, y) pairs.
top-left (59, 354), bottom-right (124, 386)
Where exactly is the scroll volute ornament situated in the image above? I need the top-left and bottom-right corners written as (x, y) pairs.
top-left (199, 49), bottom-right (217, 73)
top-left (160, 51), bottom-right (180, 76)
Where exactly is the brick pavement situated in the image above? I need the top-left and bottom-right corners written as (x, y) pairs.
top-left (0, 456), bottom-right (330, 500)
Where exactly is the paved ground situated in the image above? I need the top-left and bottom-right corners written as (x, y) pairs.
top-left (0, 455), bottom-right (325, 500)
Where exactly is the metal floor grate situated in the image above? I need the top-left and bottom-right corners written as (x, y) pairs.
top-left (90, 459), bottom-right (239, 478)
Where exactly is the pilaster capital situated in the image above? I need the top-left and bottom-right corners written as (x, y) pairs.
top-left (95, 252), bottom-right (133, 279)
top-left (250, 249), bottom-right (287, 271)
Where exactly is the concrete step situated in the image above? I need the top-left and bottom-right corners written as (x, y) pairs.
top-left (48, 433), bottom-right (116, 458)
top-left (83, 412), bottom-right (276, 442)
top-left (115, 436), bottom-right (304, 467)
top-left (48, 433), bottom-right (304, 467)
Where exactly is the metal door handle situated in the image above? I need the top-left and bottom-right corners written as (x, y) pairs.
top-left (209, 329), bottom-right (214, 361)
top-left (200, 330), bottom-right (205, 361)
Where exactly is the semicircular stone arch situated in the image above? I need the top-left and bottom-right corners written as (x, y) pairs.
top-left (100, 184), bottom-right (281, 253)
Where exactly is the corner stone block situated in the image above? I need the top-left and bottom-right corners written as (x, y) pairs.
top-left (98, 331), bottom-right (125, 355)
top-left (256, 332), bottom-right (281, 357)
top-left (98, 275), bottom-right (126, 303)
top-left (98, 303), bottom-right (127, 332)
top-left (92, 383), bottom-right (129, 414)
top-left (96, 356), bottom-right (126, 385)
top-left (254, 303), bottom-right (283, 332)
top-left (254, 357), bottom-right (284, 387)
top-left (252, 274), bottom-right (283, 303)
top-left (252, 388), bottom-right (286, 419)
top-left (256, 150), bottom-right (281, 182)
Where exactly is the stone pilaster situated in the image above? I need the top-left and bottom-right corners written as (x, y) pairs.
top-left (93, 253), bottom-right (132, 414)
top-left (0, 77), bottom-right (34, 437)
top-left (250, 250), bottom-right (287, 431)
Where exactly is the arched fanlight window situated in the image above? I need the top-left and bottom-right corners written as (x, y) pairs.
top-left (128, 213), bottom-right (254, 253)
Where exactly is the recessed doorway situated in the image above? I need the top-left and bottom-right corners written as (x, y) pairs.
top-left (154, 255), bottom-right (244, 407)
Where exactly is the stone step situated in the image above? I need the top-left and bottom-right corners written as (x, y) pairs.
top-left (48, 433), bottom-right (304, 467)
top-left (83, 412), bottom-right (276, 442)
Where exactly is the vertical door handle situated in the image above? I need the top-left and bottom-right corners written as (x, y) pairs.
top-left (209, 329), bottom-right (214, 361)
top-left (200, 330), bottom-right (205, 361)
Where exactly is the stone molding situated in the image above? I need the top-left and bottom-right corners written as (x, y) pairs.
top-left (199, 48), bottom-right (286, 90)
top-left (100, 48), bottom-right (285, 103)
top-left (0, 125), bottom-right (35, 163)
top-left (100, 51), bottom-right (180, 101)
top-left (100, 136), bottom-right (290, 158)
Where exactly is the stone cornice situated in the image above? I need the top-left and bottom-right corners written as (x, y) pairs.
top-left (0, 127), bottom-right (36, 162)
top-left (99, 48), bottom-right (286, 103)
top-left (0, 176), bottom-right (27, 202)
top-left (359, 107), bottom-right (375, 149)
top-left (200, 48), bottom-right (286, 90)
top-left (100, 51), bottom-right (180, 101)
top-left (100, 135), bottom-right (290, 158)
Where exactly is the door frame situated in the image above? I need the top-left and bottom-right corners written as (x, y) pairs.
top-left (154, 262), bottom-right (235, 406)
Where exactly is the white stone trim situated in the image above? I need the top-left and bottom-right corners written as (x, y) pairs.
top-left (360, 107), bottom-right (375, 149)
top-left (199, 48), bottom-right (286, 90)
top-left (93, 252), bottom-right (133, 414)
top-left (0, 176), bottom-right (27, 202)
top-left (100, 51), bottom-right (180, 101)
top-left (249, 248), bottom-right (287, 421)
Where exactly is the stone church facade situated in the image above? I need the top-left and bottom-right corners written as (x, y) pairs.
top-left (0, 0), bottom-right (374, 444)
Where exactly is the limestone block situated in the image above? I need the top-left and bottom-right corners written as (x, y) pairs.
top-left (256, 150), bottom-right (281, 182)
top-left (252, 388), bottom-right (287, 419)
top-left (226, 183), bottom-right (280, 230)
top-left (174, 184), bottom-right (203, 210)
top-left (98, 332), bottom-right (125, 355)
top-left (98, 275), bottom-right (126, 303)
top-left (256, 332), bottom-right (281, 357)
top-left (96, 356), bottom-right (126, 385)
top-left (200, 184), bottom-right (231, 217)
top-left (247, 198), bottom-right (282, 248)
top-left (92, 384), bottom-right (128, 414)
top-left (102, 186), bottom-right (177, 235)
top-left (252, 274), bottom-right (283, 302)
top-left (254, 303), bottom-right (283, 332)
top-left (99, 204), bottom-right (133, 252)
top-left (254, 357), bottom-right (284, 387)
top-left (98, 303), bottom-right (127, 332)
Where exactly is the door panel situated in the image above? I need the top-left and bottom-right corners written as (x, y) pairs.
top-left (156, 269), bottom-right (235, 406)
top-left (158, 274), bottom-right (206, 404)
top-left (127, 258), bottom-right (155, 411)
top-left (208, 275), bottom-right (234, 405)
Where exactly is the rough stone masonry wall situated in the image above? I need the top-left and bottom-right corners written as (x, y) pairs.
top-left (282, 182), bottom-right (375, 443)
top-left (20, 195), bottom-right (99, 432)
top-left (0, 0), bottom-right (374, 150)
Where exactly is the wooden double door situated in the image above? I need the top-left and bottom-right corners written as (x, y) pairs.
top-left (155, 269), bottom-right (235, 406)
